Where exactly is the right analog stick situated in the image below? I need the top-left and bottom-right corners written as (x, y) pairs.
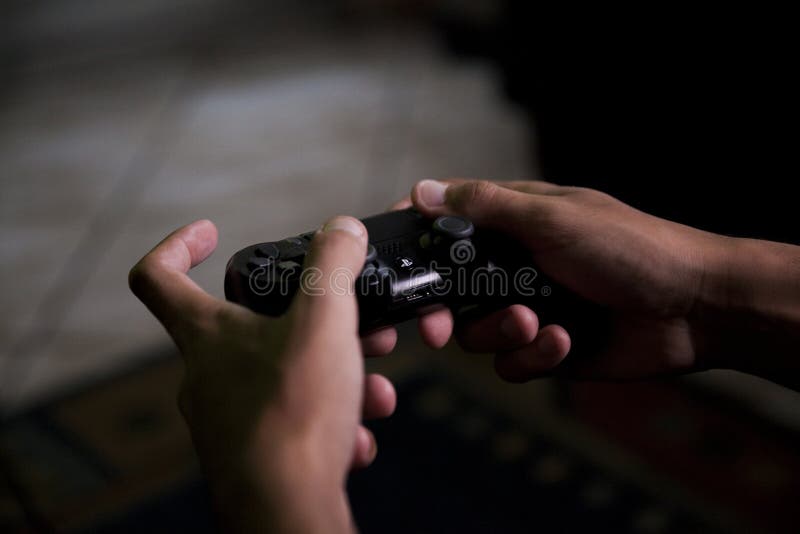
top-left (432, 215), bottom-right (474, 240)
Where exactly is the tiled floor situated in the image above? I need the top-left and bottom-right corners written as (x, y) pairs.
top-left (0, 24), bottom-right (533, 410)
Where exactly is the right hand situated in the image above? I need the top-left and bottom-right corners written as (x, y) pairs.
top-left (393, 179), bottom-right (732, 382)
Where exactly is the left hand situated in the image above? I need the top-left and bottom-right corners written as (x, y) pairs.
top-left (129, 216), bottom-right (396, 533)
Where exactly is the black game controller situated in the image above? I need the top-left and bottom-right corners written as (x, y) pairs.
top-left (225, 208), bottom-right (602, 345)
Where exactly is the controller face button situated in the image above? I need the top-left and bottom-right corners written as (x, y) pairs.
top-left (433, 216), bottom-right (474, 239)
top-left (255, 243), bottom-right (280, 259)
top-left (247, 256), bottom-right (274, 270)
top-left (418, 233), bottom-right (432, 249)
top-left (277, 260), bottom-right (303, 272)
top-left (365, 244), bottom-right (377, 264)
top-left (279, 238), bottom-right (307, 258)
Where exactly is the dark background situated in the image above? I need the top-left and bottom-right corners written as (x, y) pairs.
top-left (439, 2), bottom-right (798, 243)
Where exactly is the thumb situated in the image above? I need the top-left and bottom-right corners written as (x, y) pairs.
top-left (290, 216), bottom-right (368, 337)
top-left (411, 179), bottom-right (554, 242)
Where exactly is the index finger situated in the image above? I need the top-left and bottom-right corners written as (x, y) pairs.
top-left (129, 219), bottom-right (222, 343)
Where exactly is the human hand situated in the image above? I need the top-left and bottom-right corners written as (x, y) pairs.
top-left (129, 217), bottom-right (396, 533)
top-left (391, 179), bottom-right (733, 381)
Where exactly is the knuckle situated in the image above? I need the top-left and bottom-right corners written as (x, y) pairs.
top-left (460, 180), bottom-right (499, 209)
top-left (310, 230), bottom-right (363, 264)
top-left (128, 259), bottom-right (154, 296)
top-left (313, 227), bottom-right (349, 248)
top-left (511, 197), bottom-right (574, 247)
top-left (569, 186), bottom-right (612, 205)
top-left (535, 197), bottom-right (563, 226)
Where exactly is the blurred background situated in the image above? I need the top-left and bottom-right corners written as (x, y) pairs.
top-left (1, 1), bottom-right (798, 532)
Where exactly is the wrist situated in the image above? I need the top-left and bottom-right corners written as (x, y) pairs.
top-left (209, 424), bottom-right (353, 534)
top-left (692, 235), bottom-right (800, 386)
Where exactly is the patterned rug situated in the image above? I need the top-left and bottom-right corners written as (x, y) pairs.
top-left (1, 350), bottom-right (797, 533)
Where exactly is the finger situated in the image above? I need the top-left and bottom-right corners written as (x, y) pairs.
top-left (417, 307), bottom-right (454, 349)
top-left (350, 425), bottom-right (378, 470)
top-left (390, 179), bottom-right (469, 211)
top-left (411, 179), bottom-right (557, 242)
top-left (493, 324), bottom-right (572, 383)
top-left (390, 179), bottom-right (556, 213)
top-left (497, 180), bottom-right (571, 196)
top-left (455, 305), bottom-right (539, 353)
top-left (388, 197), bottom-right (413, 211)
top-left (560, 317), bottom-right (693, 380)
top-left (361, 327), bottom-right (398, 356)
top-left (128, 219), bottom-right (222, 341)
top-left (408, 178), bottom-right (568, 198)
top-left (291, 216), bottom-right (368, 337)
top-left (362, 373), bottom-right (397, 419)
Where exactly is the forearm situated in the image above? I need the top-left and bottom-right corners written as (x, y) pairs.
top-left (697, 236), bottom-right (800, 388)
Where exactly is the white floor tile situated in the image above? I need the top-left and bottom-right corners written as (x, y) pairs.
top-left (1, 29), bottom-right (533, 410)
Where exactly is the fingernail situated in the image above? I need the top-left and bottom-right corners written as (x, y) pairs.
top-left (417, 180), bottom-right (448, 207)
top-left (369, 439), bottom-right (378, 462)
top-left (322, 216), bottom-right (365, 238)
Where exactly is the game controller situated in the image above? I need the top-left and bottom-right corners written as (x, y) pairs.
top-left (225, 208), bottom-right (601, 342)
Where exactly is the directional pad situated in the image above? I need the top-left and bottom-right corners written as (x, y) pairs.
top-left (255, 243), bottom-right (280, 260)
top-left (279, 237), bottom-right (307, 258)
